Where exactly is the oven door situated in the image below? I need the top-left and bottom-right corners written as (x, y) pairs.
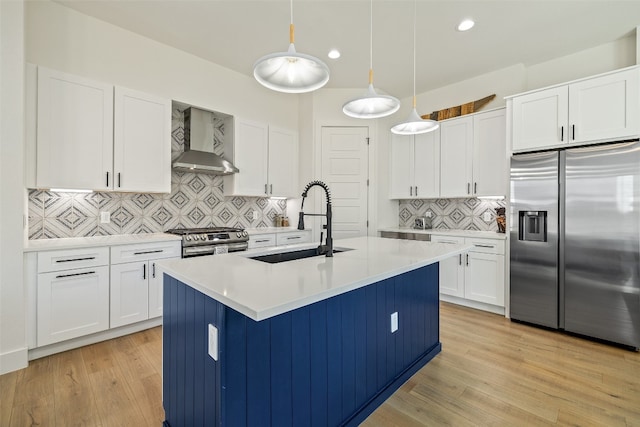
top-left (182, 242), bottom-right (248, 258)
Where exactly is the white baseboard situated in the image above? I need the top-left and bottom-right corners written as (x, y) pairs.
top-left (440, 294), bottom-right (506, 316)
top-left (0, 346), bottom-right (28, 375)
top-left (28, 317), bottom-right (162, 361)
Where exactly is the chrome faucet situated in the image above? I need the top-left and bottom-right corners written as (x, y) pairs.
top-left (297, 180), bottom-right (333, 257)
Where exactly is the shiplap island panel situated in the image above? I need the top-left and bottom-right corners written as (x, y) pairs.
top-left (158, 236), bottom-right (470, 427)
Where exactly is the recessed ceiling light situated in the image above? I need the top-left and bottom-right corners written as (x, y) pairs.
top-left (457, 19), bottom-right (475, 32)
top-left (328, 49), bottom-right (341, 59)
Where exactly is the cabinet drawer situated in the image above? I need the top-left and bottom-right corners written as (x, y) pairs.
top-left (248, 233), bottom-right (276, 249)
top-left (430, 235), bottom-right (465, 245)
top-left (276, 231), bottom-right (311, 246)
top-left (466, 238), bottom-right (505, 255)
top-left (37, 247), bottom-right (109, 273)
top-left (111, 241), bottom-right (181, 264)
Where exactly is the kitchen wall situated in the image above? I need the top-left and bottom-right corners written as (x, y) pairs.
top-left (398, 198), bottom-right (506, 232)
top-left (27, 109), bottom-right (286, 239)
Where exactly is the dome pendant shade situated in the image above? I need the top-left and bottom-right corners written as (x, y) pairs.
top-left (391, 107), bottom-right (439, 135)
top-left (254, 42), bottom-right (330, 94)
top-left (343, 83), bottom-right (401, 119)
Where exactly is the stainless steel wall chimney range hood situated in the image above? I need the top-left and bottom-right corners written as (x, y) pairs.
top-left (172, 107), bottom-right (239, 175)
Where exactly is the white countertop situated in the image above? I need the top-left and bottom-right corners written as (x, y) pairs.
top-left (246, 227), bottom-right (311, 235)
top-left (378, 227), bottom-right (507, 240)
top-left (157, 236), bottom-right (470, 321)
top-left (24, 233), bottom-right (181, 252)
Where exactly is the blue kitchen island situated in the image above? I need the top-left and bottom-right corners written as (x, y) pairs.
top-left (158, 236), bottom-right (469, 427)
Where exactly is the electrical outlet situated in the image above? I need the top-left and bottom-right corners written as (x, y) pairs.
top-left (391, 312), bottom-right (398, 333)
top-left (483, 212), bottom-right (492, 222)
top-left (208, 324), bottom-right (218, 361)
top-left (425, 211), bottom-right (432, 218)
top-left (100, 211), bottom-right (110, 223)
top-left (252, 210), bottom-right (259, 220)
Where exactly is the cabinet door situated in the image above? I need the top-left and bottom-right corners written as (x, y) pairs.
top-left (37, 266), bottom-right (109, 346)
top-left (36, 66), bottom-right (113, 190)
top-left (465, 252), bottom-right (505, 306)
top-left (413, 129), bottom-right (440, 198)
top-left (389, 133), bottom-right (413, 199)
top-left (110, 261), bottom-right (149, 328)
top-left (473, 109), bottom-right (507, 197)
top-left (512, 86), bottom-right (568, 152)
top-left (114, 87), bottom-right (171, 193)
top-left (440, 116), bottom-right (473, 197)
top-left (148, 257), bottom-right (179, 318)
top-left (569, 68), bottom-right (639, 143)
top-left (268, 126), bottom-right (298, 197)
top-left (225, 118), bottom-right (269, 196)
top-left (431, 235), bottom-right (465, 297)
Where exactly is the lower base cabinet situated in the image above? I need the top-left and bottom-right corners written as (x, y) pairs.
top-left (431, 235), bottom-right (505, 308)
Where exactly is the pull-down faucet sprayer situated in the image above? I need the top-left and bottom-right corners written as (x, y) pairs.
top-left (297, 180), bottom-right (333, 257)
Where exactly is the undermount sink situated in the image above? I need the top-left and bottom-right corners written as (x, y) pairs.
top-left (248, 247), bottom-right (353, 264)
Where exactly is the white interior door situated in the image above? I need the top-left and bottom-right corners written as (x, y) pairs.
top-left (321, 127), bottom-right (369, 240)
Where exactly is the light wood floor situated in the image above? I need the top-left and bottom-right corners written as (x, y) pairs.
top-left (2, 302), bottom-right (639, 426)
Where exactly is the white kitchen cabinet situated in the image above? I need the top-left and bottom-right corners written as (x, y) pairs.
top-left (431, 235), bottom-right (505, 311)
top-left (33, 65), bottom-right (171, 192)
top-left (36, 247), bottom-right (110, 346)
top-left (275, 229), bottom-right (312, 246)
top-left (113, 87), bottom-right (171, 193)
top-left (110, 241), bottom-right (181, 327)
top-left (440, 116), bottom-right (473, 198)
top-left (36, 66), bottom-right (114, 190)
top-left (389, 129), bottom-right (440, 199)
top-left (511, 67), bottom-right (639, 152)
top-left (440, 109), bottom-right (507, 198)
top-left (224, 119), bottom-right (298, 198)
top-left (248, 233), bottom-right (277, 249)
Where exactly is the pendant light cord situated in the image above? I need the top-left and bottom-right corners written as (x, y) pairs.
top-left (290, 0), bottom-right (294, 43)
top-left (369, 0), bottom-right (373, 78)
top-left (412, 0), bottom-right (417, 108)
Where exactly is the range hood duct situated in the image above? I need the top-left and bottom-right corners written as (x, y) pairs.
top-left (172, 107), bottom-right (239, 175)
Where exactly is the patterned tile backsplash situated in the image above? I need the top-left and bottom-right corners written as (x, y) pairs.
top-left (28, 109), bottom-right (287, 239)
top-left (399, 198), bottom-right (506, 232)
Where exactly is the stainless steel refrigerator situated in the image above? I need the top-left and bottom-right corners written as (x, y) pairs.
top-left (510, 141), bottom-right (640, 349)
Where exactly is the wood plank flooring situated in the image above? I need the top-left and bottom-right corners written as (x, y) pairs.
top-left (1, 302), bottom-right (639, 426)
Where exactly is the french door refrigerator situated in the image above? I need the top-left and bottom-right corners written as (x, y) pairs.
top-left (510, 141), bottom-right (640, 349)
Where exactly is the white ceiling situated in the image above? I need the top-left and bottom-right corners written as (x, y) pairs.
top-left (54, 0), bottom-right (640, 99)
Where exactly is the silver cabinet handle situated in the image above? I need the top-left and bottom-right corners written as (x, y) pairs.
top-left (467, 183), bottom-right (471, 194)
top-left (264, 184), bottom-right (268, 195)
top-left (270, 184), bottom-right (273, 194)
top-left (474, 244), bottom-right (495, 249)
top-left (410, 186), bottom-right (413, 196)
top-left (255, 239), bottom-right (271, 243)
top-left (286, 236), bottom-right (301, 240)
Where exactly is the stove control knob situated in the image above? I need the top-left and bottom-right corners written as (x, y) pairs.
top-left (185, 235), bottom-right (192, 241)
top-left (193, 235), bottom-right (199, 241)
top-left (242, 231), bottom-right (248, 237)
top-left (201, 234), bottom-right (208, 241)
top-left (236, 232), bottom-right (241, 238)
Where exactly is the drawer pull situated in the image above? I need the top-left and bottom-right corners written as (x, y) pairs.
top-left (286, 236), bottom-right (301, 240)
top-left (56, 271), bottom-right (96, 279)
top-left (133, 250), bottom-right (164, 255)
top-left (56, 256), bottom-right (96, 263)
top-left (474, 244), bottom-right (495, 248)
top-left (255, 239), bottom-right (271, 243)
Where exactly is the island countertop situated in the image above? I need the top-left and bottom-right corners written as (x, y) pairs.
top-left (157, 236), bottom-right (470, 321)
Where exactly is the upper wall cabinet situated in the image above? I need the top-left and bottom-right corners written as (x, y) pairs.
top-left (32, 66), bottom-right (171, 192)
top-left (36, 66), bottom-right (114, 191)
top-left (224, 118), bottom-right (298, 198)
top-left (390, 130), bottom-right (440, 199)
top-left (440, 108), bottom-right (507, 198)
top-left (510, 66), bottom-right (639, 153)
top-left (113, 87), bottom-right (171, 193)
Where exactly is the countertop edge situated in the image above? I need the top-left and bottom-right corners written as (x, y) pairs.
top-left (377, 227), bottom-right (507, 240)
top-left (24, 233), bottom-right (182, 252)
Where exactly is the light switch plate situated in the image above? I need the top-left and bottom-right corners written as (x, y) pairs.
top-left (425, 211), bottom-right (432, 218)
top-left (208, 324), bottom-right (218, 361)
top-left (483, 212), bottom-right (492, 222)
top-left (100, 211), bottom-right (110, 223)
top-left (252, 210), bottom-right (259, 220)
top-left (391, 312), bottom-right (398, 333)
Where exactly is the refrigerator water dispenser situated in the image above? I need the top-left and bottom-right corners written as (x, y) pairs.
top-left (519, 211), bottom-right (547, 242)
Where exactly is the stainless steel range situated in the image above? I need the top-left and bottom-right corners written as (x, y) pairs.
top-left (167, 227), bottom-right (249, 258)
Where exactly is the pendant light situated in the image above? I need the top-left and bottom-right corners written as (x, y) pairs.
top-left (342, 0), bottom-right (400, 119)
top-left (253, 0), bottom-right (330, 93)
top-left (391, 0), bottom-right (439, 135)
